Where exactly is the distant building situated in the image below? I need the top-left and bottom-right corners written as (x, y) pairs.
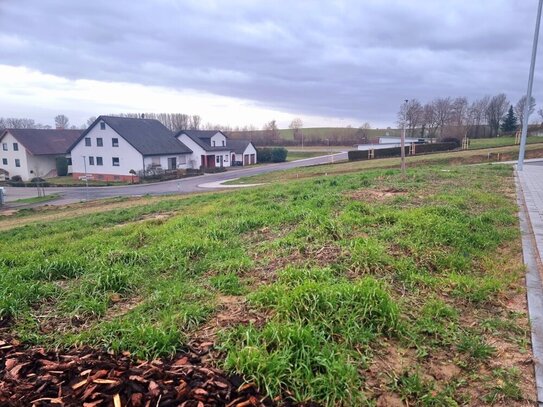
top-left (0, 128), bottom-right (81, 181)
top-left (69, 116), bottom-right (192, 182)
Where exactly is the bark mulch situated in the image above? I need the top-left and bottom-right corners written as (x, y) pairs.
top-left (0, 338), bottom-right (271, 407)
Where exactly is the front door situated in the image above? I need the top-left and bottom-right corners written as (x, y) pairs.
top-left (168, 157), bottom-right (177, 170)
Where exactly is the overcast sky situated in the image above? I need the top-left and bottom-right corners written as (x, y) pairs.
top-left (0, 0), bottom-right (540, 128)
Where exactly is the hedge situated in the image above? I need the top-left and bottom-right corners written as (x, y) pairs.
top-left (348, 142), bottom-right (457, 161)
top-left (257, 147), bottom-right (288, 163)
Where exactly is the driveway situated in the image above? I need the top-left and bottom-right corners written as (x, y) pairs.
top-left (4, 152), bottom-right (347, 205)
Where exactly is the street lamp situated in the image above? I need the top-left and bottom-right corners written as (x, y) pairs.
top-left (82, 155), bottom-right (89, 201)
top-left (518, 0), bottom-right (543, 171)
top-left (401, 99), bottom-right (408, 175)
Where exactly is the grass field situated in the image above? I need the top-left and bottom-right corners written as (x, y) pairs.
top-left (228, 143), bottom-right (543, 185)
top-left (12, 193), bottom-right (60, 205)
top-left (0, 161), bottom-right (535, 405)
top-left (286, 150), bottom-right (331, 161)
top-left (469, 135), bottom-right (543, 149)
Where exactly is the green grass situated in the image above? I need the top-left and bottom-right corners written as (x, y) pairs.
top-left (0, 163), bottom-right (533, 405)
top-left (12, 193), bottom-right (60, 204)
top-left (47, 176), bottom-right (130, 186)
top-left (285, 150), bottom-right (330, 161)
top-left (470, 135), bottom-right (543, 149)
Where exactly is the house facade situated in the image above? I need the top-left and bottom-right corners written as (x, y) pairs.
top-left (69, 116), bottom-right (193, 181)
top-left (0, 129), bottom-right (81, 181)
top-left (228, 139), bottom-right (257, 165)
top-left (176, 130), bottom-right (232, 168)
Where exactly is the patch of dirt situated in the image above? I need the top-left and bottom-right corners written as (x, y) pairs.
top-left (192, 296), bottom-right (271, 343)
top-left (247, 244), bottom-right (346, 287)
top-left (112, 212), bottom-right (175, 228)
top-left (347, 187), bottom-right (407, 202)
top-left (0, 337), bottom-right (271, 406)
top-left (37, 295), bottom-right (144, 336)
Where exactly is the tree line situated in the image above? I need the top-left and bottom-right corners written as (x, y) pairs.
top-left (397, 94), bottom-right (539, 139)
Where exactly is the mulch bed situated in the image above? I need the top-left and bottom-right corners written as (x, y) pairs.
top-left (0, 338), bottom-right (272, 407)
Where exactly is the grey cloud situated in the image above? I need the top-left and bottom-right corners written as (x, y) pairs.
top-left (0, 0), bottom-right (540, 124)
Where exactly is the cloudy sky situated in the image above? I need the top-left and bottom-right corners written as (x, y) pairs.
top-left (0, 0), bottom-right (540, 128)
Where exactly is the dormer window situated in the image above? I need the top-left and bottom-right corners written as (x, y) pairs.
top-left (222, 140), bottom-right (225, 146)
top-left (212, 141), bottom-right (216, 146)
top-left (100, 122), bottom-right (106, 130)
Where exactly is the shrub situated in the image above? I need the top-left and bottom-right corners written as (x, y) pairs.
top-left (55, 156), bottom-right (69, 176)
top-left (271, 147), bottom-right (288, 162)
top-left (10, 175), bottom-right (22, 182)
top-left (257, 147), bottom-right (288, 163)
top-left (439, 137), bottom-right (462, 148)
top-left (257, 148), bottom-right (272, 162)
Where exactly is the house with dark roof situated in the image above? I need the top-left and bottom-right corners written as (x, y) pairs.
top-left (176, 130), bottom-right (233, 168)
top-left (227, 139), bottom-right (257, 165)
top-left (0, 128), bottom-right (82, 180)
top-left (69, 116), bottom-right (193, 182)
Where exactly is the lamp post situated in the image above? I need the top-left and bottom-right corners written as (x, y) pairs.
top-left (401, 99), bottom-right (408, 176)
top-left (82, 155), bottom-right (89, 201)
top-left (518, 0), bottom-right (543, 171)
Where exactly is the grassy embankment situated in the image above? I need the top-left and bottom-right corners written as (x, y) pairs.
top-left (0, 161), bottom-right (535, 405)
top-left (229, 142), bottom-right (543, 185)
top-left (11, 194), bottom-right (60, 205)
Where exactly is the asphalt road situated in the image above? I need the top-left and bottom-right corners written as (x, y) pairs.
top-left (5, 153), bottom-right (347, 205)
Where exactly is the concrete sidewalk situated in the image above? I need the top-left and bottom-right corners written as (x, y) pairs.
top-left (516, 163), bottom-right (543, 405)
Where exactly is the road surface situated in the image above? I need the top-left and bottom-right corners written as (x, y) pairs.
top-left (4, 153), bottom-right (347, 205)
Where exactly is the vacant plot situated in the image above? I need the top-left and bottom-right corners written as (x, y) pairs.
top-left (0, 165), bottom-right (535, 405)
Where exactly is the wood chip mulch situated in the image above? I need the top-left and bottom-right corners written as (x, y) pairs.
top-left (0, 338), bottom-right (272, 407)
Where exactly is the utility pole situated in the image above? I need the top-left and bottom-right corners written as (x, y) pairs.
top-left (82, 155), bottom-right (89, 201)
top-left (518, 0), bottom-right (543, 171)
top-left (401, 99), bottom-right (408, 175)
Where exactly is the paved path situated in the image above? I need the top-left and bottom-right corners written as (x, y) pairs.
top-left (3, 152), bottom-right (346, 206)
top-left (516, 161), bottom-right (543, 405)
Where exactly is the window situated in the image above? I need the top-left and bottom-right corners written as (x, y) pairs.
top-left (2, 158), bottom-right (7, 165)
top-left (89, 156), bottom-right (94, 165)
top-left (212, 141), bottom-right (216, 146)
top-left (112, 157), bottom-right (120, 166)
top-left (13, 143), bottom-right (18, 151)
top-left (96, 156), bottom-right (103, 166)
top-left (97, 138), bottom-right (103, 147)
top-left (224, 154), bottom-right (229, 162)
top-left (15, 159), bottom-right (20, 167)
top-left (222, 140), bottom-right (225, 146)
top-left (85, 137), bottom-right (91, 146)
top-left (112, 138), bottom-right (119, 147)
top-left (216, 156), bottom-right (220, 164)
top-left (100, 122), bottom-right (106, 130)
top-left (2, 143), bottom-right (7, 151)
top-left (67, 158), bottom-right (72, 165)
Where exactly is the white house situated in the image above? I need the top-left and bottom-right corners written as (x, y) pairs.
top-left (176, 130), bottom-right (232, 168)
top-left (227, 139), bottom-right (257, 165)
top-left (0, 128), bottom-right (81, 181)
top-left (69, 116), bottom-right (193, 182)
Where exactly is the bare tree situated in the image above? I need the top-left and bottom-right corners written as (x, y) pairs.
top-left (54, 114), bottom-right (69, 129)
top-left (432, 97), bottom-right (453, 136)
top-left (485, 93), bottom-right (509, 137)
top-left (397, 99), bottom-right (423, 137)
top-left (263, 120), bottom-right (280, 141)
top-left (466, 96), bottom-right (490, 138)
top-left (86, 116), bottom-right (97, 128)
top-left (190, 115), bottom-right (201, 130)
top-left (515, 95), bottom-right (536, 129)
top-left (289, 118), bottom-right (303, 143)
top-left (422, 103), bottom-right (439, 137)
top-left (2, 118), bottom-right (36, 129)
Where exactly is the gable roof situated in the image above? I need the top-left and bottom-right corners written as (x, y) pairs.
top-left (70, 116), bottom-right (192, 156)
top-left (1, 129), bottom-right (82, 155)
top-left (176, 130), bottom-right (230, 152)
top-left (227, 139), bottom-right (254, 154)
